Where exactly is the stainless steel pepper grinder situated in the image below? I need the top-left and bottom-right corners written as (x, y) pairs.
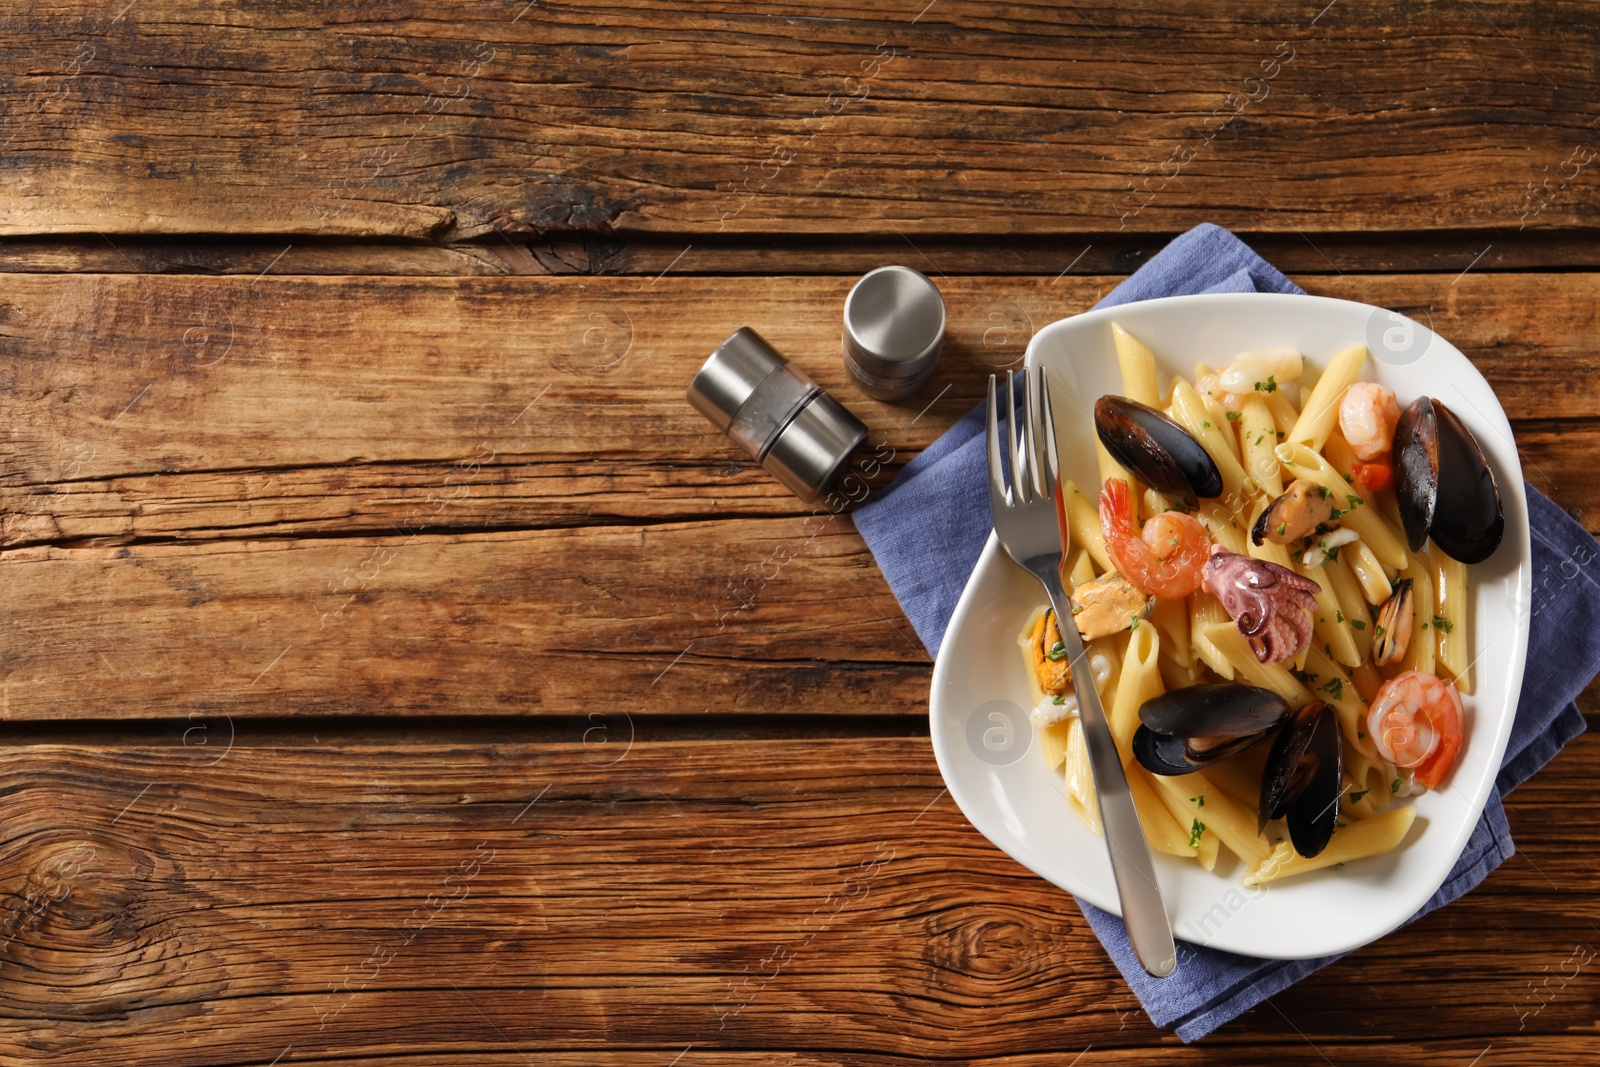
top-left (686, 327), bottom-right (868, 503)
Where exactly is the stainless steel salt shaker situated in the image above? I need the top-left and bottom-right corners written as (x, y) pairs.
top-left (686, 327), bottom-right (868, 503)
top-left (841, 265), bottom-right (945, 401)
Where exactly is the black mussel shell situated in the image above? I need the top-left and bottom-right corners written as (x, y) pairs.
top-left (1139, 683), bottom-right (1291, 739)
top-left (1133, 725), bottom-right (1206, 776)
top-left (1133, 724), bottom-right (1270, 776)
top-left (1259, 699), bottom-right (1342, 857)
top-left (1095, 395), bottom-right (1224, 510)
top-left (1393, 396), bottom-right (1504, 564)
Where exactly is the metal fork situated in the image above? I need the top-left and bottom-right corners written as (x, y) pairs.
top-left (986, 366), bottom-right (1176, 978)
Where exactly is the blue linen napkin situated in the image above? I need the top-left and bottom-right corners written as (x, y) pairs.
top-left (853, 223), bottom-right (1599, 1041)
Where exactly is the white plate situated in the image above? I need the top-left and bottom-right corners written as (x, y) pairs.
top-left (929, 292), bottom-right (1530, 960)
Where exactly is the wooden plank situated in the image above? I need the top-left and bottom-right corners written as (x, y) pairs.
top-left (1, 3), bottom-right (1596, 239)
top-left (0, 516), bottom-right (933, 720)
top-left (0, 735), bottom-right (1593, 1064)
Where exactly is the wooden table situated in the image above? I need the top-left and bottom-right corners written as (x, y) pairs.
top-left (2, 3), bottom-right (1597, 1063)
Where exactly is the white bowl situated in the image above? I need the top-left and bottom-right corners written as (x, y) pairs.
top-left (928, 292), bottom-right (1530, 959)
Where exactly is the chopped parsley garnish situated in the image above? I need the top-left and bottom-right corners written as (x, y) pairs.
top-left (1129, 617), bottom-right (1141, 631)
top-left (1254, 376), bottom-right (1278, 393)
top-left (1189, 819), bottom-right (1206, 848)
top-left (1433, 615), bottom-right (1454, 634)
top-left (1226, 410), bottom-right (1241, 422)
top-left (1045, 641), bottom-right (1069, 661)
top-left (1072, 603), bottom-right (1085, 614)
top-left (1202, 419), bottom-right (1212, 429)
top-left (1326, 544), bottom-right (1341, 561)
top-left (1255, 434), bottom-right (1265, 446)
top-left (1335, 610), bottom-right (1344, 624)
top-left (1346, 494), bottom-right (1362, 509)
top-left (1189, 795), bottom-right (1205, 807)
top-left (1291, 668), bottom-right (1320, 684)
top-left (1052, 694), bottom-right (1066, 705)
top-left (1391, 777), bottom-right (1403, 794)
top-left (1374, 624), bottom-right (1385, 637)
top-left (1276, 521), bottom-right (1287, 536)
top-left (1321, 677), bottom-right (1344, 700)
top-left (1349, 789), bottom-right (1368, 803)
top-left (1350, 619), bottom-right (1366, 630)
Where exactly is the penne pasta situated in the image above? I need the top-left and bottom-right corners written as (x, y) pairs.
top-left (1169, 380), bottom-right (1256, 500)
top-left (1286, 344), bottom-right (1366, 451)
top-left (1038, 720), bottom-right (1073, 771)
top-left (1157, 651), bottom-right (1206, 692)
top-left (1432, 546), bottom-right (1471, 694)
top-left (1112, 322), bottom-right (1163, 407)
top-left (1245, 805), bottom-right (1416, 886)
top-left (1195, 500), bottom-right (1250, 554)
top-left (1399, 549), bottom-right (1437, 676)
top-left (1322, 429), bottom-right (1360, 482)
top-left (1151, 770), bottom-right (1272, 869)
top-left (1150, 596), bottom-right (1192, 669)
top-left (1303, 644), bottom-right (1379, 762)
top-left (1345, 540), bottom-right (1394, 605)
top-left (1303, 560), bottom-right (1363, 668)
top-left (1098, 439), bottom-right (1135, 502)
top-left (1263, 388), bottom-right (1301, 436)
top-left (1199, 620), bottom-right (1313, 706)
top-left (1276, 442), bottom-right (1408, 570)
top-left (1062, 718), bottom-right (1103, 836)
top-left (1150, 773), bottom-right (1221, 870)
top-left (1238, 395), bottom-right (1283, 498)
top-left (1109, 621), bottom-right (1163, 758)
top-left (1129, 768), bottom-right (1196, 858)
top-left (1063, 480), bottom-right (1114, 574)
top-left (1324, 552), bottom-right (1375, 662)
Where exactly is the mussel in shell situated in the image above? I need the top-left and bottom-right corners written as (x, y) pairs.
top-left (1393, 397), bottom-right (1504, 564)
top-left (1371, 578), bottom-right (1413, 667)
top-left (1251, 478), bottom-right (1337, 546)
top-left (1132, 683), bottom-right (1290, 777)
top-left (1258, 699), bottom-right (1342, 858)
top-left (1095, 396), bottom-right (1224, 510)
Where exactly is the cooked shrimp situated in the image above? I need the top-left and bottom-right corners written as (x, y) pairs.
top-left (1218, 346), bottom-right (1304, 395)
top-left (1367, 670), bottom-right (1464, 790)
top-left (1098, 479), bottom-right (1211, 599)
top-left (1339, 382), bottom-right (1401, 462)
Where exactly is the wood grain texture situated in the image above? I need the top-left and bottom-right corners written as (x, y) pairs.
top-left (0, 735), bottom-right (1593, 1065)
top-left (0, 271), bottom-right (1594, 721)
top-left (1, 2), bottom-right (1597, 239)
top-left (9, 231), bottom-right (1600, 278)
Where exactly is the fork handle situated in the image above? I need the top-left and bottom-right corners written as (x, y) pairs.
top-left (1039, 568), bottom-right (1177, 978)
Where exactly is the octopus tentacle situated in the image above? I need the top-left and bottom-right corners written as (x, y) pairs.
top-left (1201, 546), bottom-right (1322, 664)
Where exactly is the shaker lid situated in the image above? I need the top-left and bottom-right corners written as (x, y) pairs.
top-left (842, 266), bottom-right (946, 383)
